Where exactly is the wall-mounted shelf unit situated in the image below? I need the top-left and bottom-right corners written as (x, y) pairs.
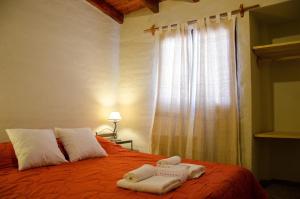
top-left (250, 0), bottom-right (300, 182)
top-left (254, 132), bottom-right (300, 139)
top-left (253, 41), bottom-right (300, 61)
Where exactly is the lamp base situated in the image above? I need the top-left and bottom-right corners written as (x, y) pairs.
top-left (113, 121), bottom-right (118, 139)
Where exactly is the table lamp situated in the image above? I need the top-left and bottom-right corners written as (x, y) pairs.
top-left (108, 112), bottom-right (122, 139)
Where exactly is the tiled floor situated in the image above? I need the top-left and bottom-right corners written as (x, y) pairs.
top-left (263, 181), bottom-right (300, 199)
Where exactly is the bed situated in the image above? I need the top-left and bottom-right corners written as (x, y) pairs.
top-left (0, 136), bottom-right (267, 199)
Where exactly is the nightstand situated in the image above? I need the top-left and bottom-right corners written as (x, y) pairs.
top-left (112, 139), bottom-right (133, 150)
top-left (97, 133), bottom-right (133, 150)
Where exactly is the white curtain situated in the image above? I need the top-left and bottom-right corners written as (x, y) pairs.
top-left (151, 15), bottom-right (240, 165)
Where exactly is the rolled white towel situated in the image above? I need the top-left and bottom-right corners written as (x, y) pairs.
top-left (157, 156), bottom-right (181, 166)
top-left (179, 163), bottom-right (206, 179)
top-left (123, 164), bottom-right (156, 182)
top-left (117, 176), bottom-right (182, 194)
top-left (155, 165), bottom-right (189, 182)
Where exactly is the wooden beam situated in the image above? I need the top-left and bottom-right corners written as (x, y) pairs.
top-left (86, 0), bottom-right (124, 24)
top-left (160, 0), bottom-right (199, 2)
top-left (141, 0), bottom-right (159, 13)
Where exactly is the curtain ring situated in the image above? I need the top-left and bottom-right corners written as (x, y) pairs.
top-left (216, 14), bottom-right (220, 23)
top-left (227, 12), bottom-right (232, 20)
top-left (157, 26), bottom-right (162, 34)
top-left (196, 18), bottom-right (204, 28)
top-left (167, 25), bottom-right (171, 32)
top-left (204, 17), bottom-right (208, 26)
top-left (179, 23), bottom-right (183, 31)
top-left (184, 23), bottom-right (189, 31)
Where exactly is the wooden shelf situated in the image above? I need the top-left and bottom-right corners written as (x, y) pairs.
top-left (253, 40), bottom-right (300, 60)
top-left (254, 132), bottom-right (300, 139)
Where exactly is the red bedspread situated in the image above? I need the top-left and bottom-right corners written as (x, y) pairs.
top-left (0, 136), bottom-right (267, 199)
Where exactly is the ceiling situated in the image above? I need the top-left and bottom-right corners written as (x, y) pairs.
top-left (86, 0), bottom-right (199, 24)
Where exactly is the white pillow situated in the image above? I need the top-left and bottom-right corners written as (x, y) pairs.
top-left (6, 129), bottom-right (68, 170)
top-left (55, 128), bottom-right (107, 162)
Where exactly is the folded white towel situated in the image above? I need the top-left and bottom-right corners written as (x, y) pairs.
top-left (157, 156), bottom-right (181, 166)
top-left (179, 163), bottom-right (206, 179)
top-left (117, 176), bottom-right (182, 194)
top-left (155, 165), bottom-right (189, 182)
top-left (158, 163), bottom-right (205, 179)
top-left (123, 164), bottom-right (156, 182)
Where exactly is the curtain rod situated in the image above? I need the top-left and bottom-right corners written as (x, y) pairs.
top-left (144, 4), bottom-right (260, 35)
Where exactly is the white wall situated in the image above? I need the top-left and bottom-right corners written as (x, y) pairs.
top-left (118, 0), bottom-right (287, 169)
top-left (0, 0), bottom-right (120, 141)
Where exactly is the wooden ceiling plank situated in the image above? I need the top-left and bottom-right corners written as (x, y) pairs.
top-left (160, 0), bottom-right (199, 2)
top-left (111, 0), bottom-right (145, 14)
top-left (86, 0), bottom-right (124, 24)
top-left (141, 0), bottom-right (159, 13)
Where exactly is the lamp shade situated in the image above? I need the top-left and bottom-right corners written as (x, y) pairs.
top-left (108, 112), bottom-right (122, 122)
